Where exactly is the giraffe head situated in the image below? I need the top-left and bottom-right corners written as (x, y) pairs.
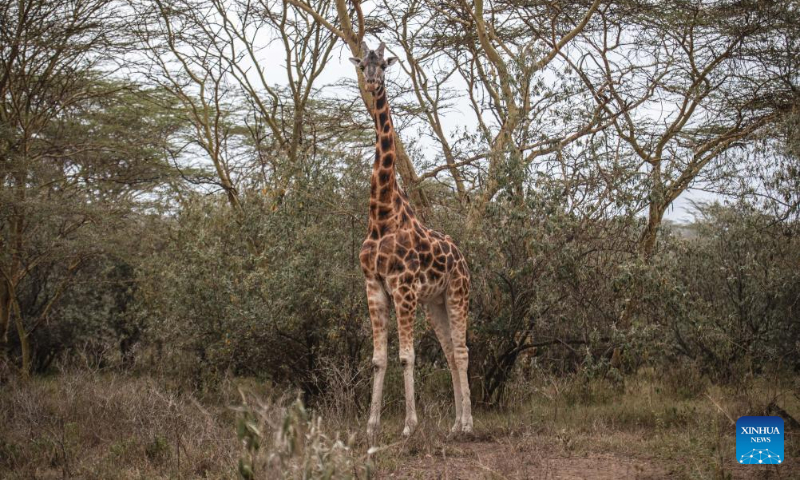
top-left (350, 42), bottom-right (398, 92)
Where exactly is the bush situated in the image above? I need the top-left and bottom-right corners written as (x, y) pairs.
top-left (642, 204), bottom-right (800, 380)
top-left (137, 167), bottom-right (370, 395)
top-left (12, 154), bottom-right (797, 410)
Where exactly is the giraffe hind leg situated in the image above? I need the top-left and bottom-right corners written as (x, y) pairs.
top-left (425, 299), bottom-right (463, 433)
top-left (447, 287), bottom-right (472, 433)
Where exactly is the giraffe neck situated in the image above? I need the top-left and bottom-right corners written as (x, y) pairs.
top-left (369, 84), bottom-right (397, 223)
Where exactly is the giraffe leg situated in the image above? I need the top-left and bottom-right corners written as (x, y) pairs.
top-left (447, 286), bottom-right (472, 434)
top-left (425, 300), bottom-right (463, 433)
top-left (365, 277), bottom-right (389, 447)
top-left (393, 285), bottom-right (418, 437)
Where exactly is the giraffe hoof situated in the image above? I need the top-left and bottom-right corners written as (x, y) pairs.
top-left (450, 422), bottom-right (462, 434)
top-left (367, 434), bottom-right (379, 448)
top-left (461, 419), bottom-right (473, 435)
top-left (367, 421), bottom-right (381, 447)
top-left (402, 414), bottom-right (418, 438)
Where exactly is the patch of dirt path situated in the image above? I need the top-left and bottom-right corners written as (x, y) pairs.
top-left (383, 441), bottom-right (669, 479)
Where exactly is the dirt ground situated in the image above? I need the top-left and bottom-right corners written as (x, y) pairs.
top-left (394, 442), bottom-right (665, 479)
top-left (380, 436), bottom-right (796, 479)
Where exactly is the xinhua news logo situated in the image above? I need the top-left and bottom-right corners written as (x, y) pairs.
top-left (736, 416), bottom-right (784, 465)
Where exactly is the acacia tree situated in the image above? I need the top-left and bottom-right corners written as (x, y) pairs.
top-left (286, 0), bottom-right (437, 211)
top-left (132, 0), bottom-right (246, 211)
top-left (0, 0), bottom-right (118, 375)
top-left (568, 1), bottom-right (798, 258)
top-left (0, 0), bottom-right (183, 376)
top-left (132, 0), bottom-right (370, 208)
top-left (288, 0), bottom-right (612, 221)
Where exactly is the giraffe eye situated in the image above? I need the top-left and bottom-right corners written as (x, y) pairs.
top-left (359, 65), bottom-right (365, 71)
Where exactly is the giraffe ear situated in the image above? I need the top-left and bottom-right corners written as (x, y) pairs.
top-left (349, 57), bottom-right (361, 66)
top-left (386, 56), bottom-right (399, 66)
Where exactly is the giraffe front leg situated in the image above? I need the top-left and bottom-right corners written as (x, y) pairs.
top-left (394, 285), bottom-right (418, 437)
top-left (365, 278), bottom-right (389, 447)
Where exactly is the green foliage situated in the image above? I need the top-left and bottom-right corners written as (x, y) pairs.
top-left (1, 0), bottom-right (797, 415)
top-left (0, 76), bottom-right (187, 375)
top-left (136, 160), bottom-right (370, 392)
top-left (642, 204), bottom-right (800, 380)
top-left (145, 435), bottom-right (170, 463)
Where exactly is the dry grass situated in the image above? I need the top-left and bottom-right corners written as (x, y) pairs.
top-left (0, 366), bottom-right (798, 479)
top-left (0, 371), bottom-right (239, 479)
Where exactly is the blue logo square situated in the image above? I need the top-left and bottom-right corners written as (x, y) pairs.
top-left (736, 416), bottom-right (784, 464)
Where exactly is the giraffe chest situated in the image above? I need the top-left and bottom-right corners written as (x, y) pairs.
top-left (359, 228), bottom-right (455, 302)
top-left (359, 229), bottom-right (418, 278)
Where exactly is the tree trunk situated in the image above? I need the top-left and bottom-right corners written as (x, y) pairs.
top-left (614, 167), bottom-right (669, 367)
top-left (617, 199), bottom-right (668, 331)
top-left (639, 201), bottom-right (667, 259)
top-left (0, 281), bottom-right (10, 362)
top-left (11, 299), bottom-right (30, 379)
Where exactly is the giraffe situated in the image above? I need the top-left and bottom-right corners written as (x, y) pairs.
top-left (350, 42), bottom-right (473, 446)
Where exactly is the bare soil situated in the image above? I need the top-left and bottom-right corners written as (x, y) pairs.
top-left (383, 439), bottom-right (668, 479)
top-left (380, 434), bottom-right (798, 479)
